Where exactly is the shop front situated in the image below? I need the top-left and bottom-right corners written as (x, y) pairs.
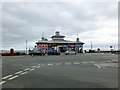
top-left (35, 31), bottom-right (84, 53)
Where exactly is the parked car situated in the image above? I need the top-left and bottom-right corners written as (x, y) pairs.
top-left (53, 50), bottom-right (60, 55)
top-left (65, 50), bottom-right (76, 55)
top-left (47, 50), bottom-right (60, 55)
top-left (29, 50), bottom-right (45, 56)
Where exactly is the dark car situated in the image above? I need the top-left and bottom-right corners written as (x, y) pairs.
top-left (47, 50), bottom-right (60, 55)
top-left (29, 50), bottom-right (45, 56)
top-left (53, 50), bottom-right (60, 55)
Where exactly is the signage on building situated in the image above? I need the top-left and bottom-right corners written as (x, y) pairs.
top-left (58, 45), bottom-right (63, 47)
top-left (57, 45), bottom-right (68, 47)
top-left (68, 45), bottom-right (75, 47)
top-left (75, 45), bottom-right (82, 47)
top-left (63, 45), bottom-right (68, 47)
top-left (37, 44), bottom-right (48, 48)
top-left (49, 44), bottom-right (56, 46)
top-left (68, 44), bottom-right (74, 45)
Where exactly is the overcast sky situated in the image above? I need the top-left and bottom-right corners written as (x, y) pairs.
top-left (2, 1), bottom-right (118, 50)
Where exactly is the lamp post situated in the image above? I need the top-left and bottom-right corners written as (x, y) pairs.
top-left (26, 40), bottom-right (27, 55)
top-left (91, 42), bottom-right (93, 50)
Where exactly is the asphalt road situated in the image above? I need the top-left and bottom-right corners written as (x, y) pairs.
top-left (1, 53), bottom-right (118, 88)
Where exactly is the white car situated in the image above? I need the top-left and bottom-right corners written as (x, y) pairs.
top-left (65, 50), bottom-right (77, 55)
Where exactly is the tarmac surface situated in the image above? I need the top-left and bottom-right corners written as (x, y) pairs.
top-left (1, 53), bottom-right (119, 88)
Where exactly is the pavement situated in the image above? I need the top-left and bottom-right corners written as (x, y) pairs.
top-left (1, 53), bottom-right (119, 88)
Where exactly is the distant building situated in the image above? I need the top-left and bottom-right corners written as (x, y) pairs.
top-left (35, 31), bottom-right (84, 53)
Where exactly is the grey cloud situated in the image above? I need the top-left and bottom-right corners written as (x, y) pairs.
top-left (2, 2), bottom-right (118, 49)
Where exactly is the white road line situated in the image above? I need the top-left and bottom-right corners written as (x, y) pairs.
top-left (81, 62), bottom-right (88, 64)
top-left (29, 69), bottom-right (35, 71)
top-left (24, 68), bottom-right (30, 71)
top-left (94, 64), bottom-right (101, 69)
top-left (8, 75), bottom-right (19, 80)
top-left (106, 61), bottom-right (111, 63)
top-left (47, 64), bottom-right (53, 66)
top-left (41, 64), bottom-right (45, 66)
top-left (36, 66), bottom-right (41, 68)
top-left (55, 63), bottom-right (62, 65)
top-left (73, 62), bottom-right (81, 64)
top-left (15, 71), bottom-right (23, 74)
top-left (65, 63), bottom-right (71, 65)
top-left (20, 71), bottom-right (28, 75)
top-left (2, 75), bottom-right (13, 79)
top-left (0, 81), bottom-right (6, 85)
top-left (32, 66), bottom-right (37, 68)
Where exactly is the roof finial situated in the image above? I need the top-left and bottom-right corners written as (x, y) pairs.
top-left (56, 26), bottom-right (61, 32)
top-left (77, 34), bottom-right (78, 38)
top-left (42, 32), bottom-right (44, 37)
top-left (41, 32), bottom-right (48, 41)
top-left (41, 32), bottom-right (44, 40)
top-left (76, 34), bottom-right (79, 42)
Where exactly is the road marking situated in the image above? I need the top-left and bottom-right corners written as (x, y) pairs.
top-left (8, 75), bottom-right (19, 80)
top-left (41, 64), bottom-right (45, 66)
top-left (81, 62), bottom-right (88, 64)
top-left (47, 64), bottom-right (53, 66)
top-left (36, 66), bottom-right (41, 68)
top-left (24, 68), bottom-right (30, 71)
top-left (106, 61), bottom-right (111, 63)
top-left (94, 64), bottom-right (101, 69)
top-left (20, 71), bottom-right (28, 75)
top-left (15, 71), bottom-right (23, 74)
top-left (55, 63), bottom-right (62, 65)
top-left (73, 62), bottom-right (81, 64)
top-left (2, 75), bottom-right (13, 79)
top-left (29, 68), bottom-right (35, 71)
top-left (32, 66), bottom-right (37, 68)
top-left (111, 59), bottom-right (118, 63)
top-left (65, 63), bottom-right (71, 65)
top-left (0, 81), bottom-right (6, 85)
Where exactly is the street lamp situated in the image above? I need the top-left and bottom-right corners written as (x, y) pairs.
top-left (26, 40), bottom-right (28, 55)
top-left (91, 42), bottom-right (93, 50)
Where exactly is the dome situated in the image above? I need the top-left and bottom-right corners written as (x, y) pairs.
top-left (55, 31), bottom-right (60, 35)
